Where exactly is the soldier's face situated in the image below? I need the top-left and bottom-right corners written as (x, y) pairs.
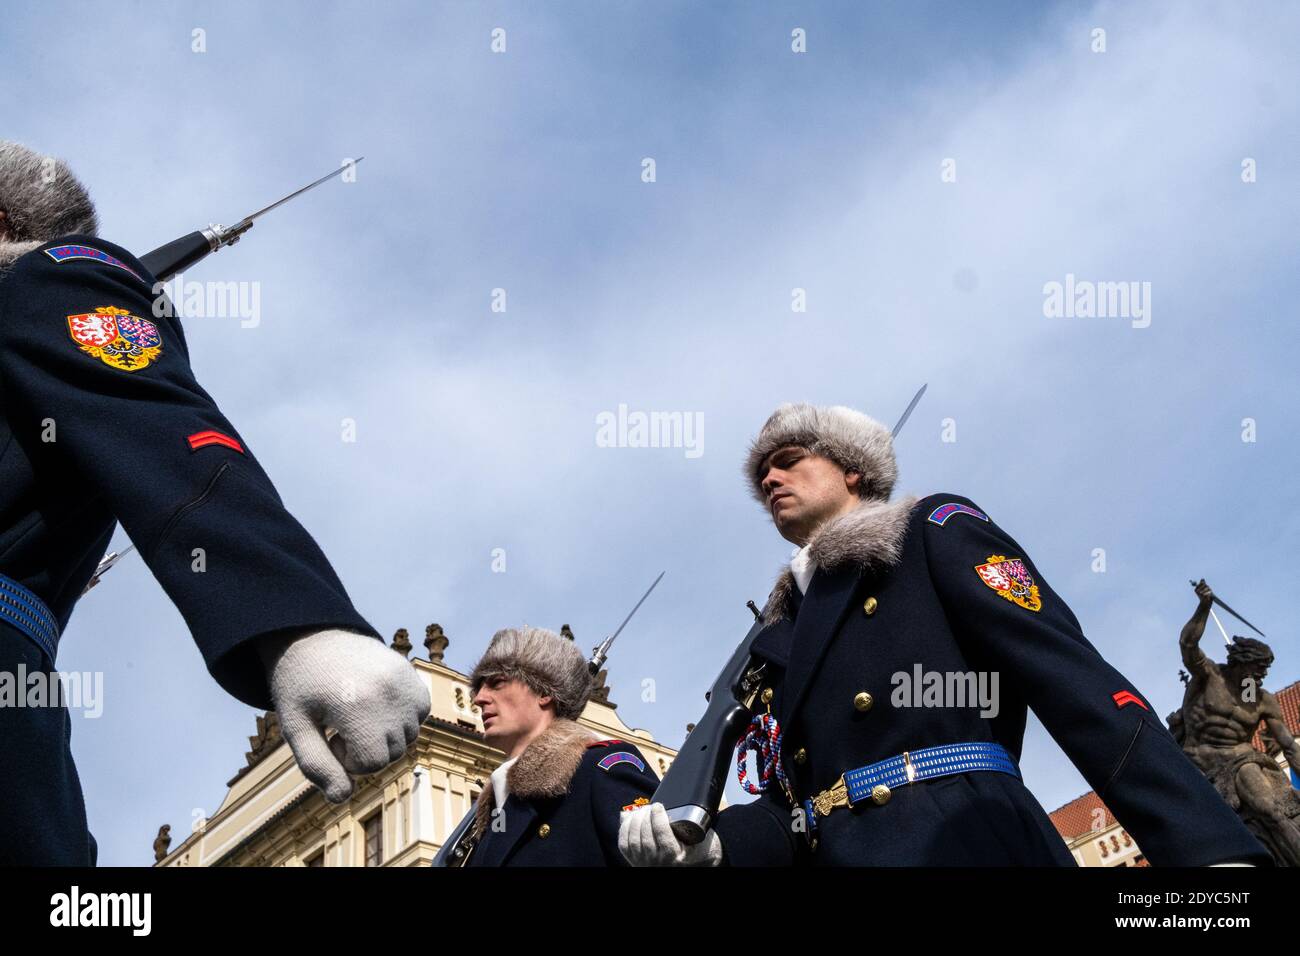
top-left (759, 445), bottom-right (861, 545)
top-left (473, 676), bottom-right (550, 754)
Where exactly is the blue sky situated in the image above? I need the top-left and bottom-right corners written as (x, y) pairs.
top-left (3, 0), bottom-right (1297, 865)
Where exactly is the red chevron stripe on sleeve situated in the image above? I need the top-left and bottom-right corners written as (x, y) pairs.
top-left (187, 430), bottom-right (245, 454)
top-left (1112, 690), bottom-right (1149, 711)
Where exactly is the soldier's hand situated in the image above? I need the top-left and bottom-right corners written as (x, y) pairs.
top-left (260, 629), bottom-right (431, 803)
top-left (618, 802), bottom-right (723, 866)
top-left (1194, 579), bottom-right (1214, 607)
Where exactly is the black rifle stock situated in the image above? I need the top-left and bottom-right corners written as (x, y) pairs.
top-left (140, 227), bottom-right (237, 283)
top-left (652, 607), bottom-right (768, 844)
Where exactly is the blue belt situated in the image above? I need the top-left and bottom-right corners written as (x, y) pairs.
top-left (0, 573), bottom-right (61, 664)
top-left (803, 741), bottom-right (1020, 823)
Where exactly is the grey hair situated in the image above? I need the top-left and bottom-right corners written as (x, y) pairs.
top-left (744, 403), bottom-right (898, 504)
top-left (0, 141), bottom-right (98, 243)
top-left (469, 626), bottom-right (594, 721)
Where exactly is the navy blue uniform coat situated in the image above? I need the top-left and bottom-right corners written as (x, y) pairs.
top-left (713, 493), bottom-right (1271, 866)
top-left (0, 236), bottom-right (378, 865)
top-left (464, 721), bottom-right (659, 866)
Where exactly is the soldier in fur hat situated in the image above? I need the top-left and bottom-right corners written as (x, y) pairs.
top-left (0, 141), bottom-right (430, 865)
top-left (621, 403), bottom-right (1269, 866)
top-left (443, 626), bottom-right (658, 866)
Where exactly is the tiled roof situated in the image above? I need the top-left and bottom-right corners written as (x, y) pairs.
top-left (1049, 790), bottom-right (1116, 842)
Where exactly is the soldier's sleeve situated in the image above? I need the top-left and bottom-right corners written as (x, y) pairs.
top-left (713, 792), bottom-right (803, 866)
top-left (920, 494), bottom-right (1271, 866)
top-left (0, 246), bottom-right (379, 708)
top-left (585, 742), bottom-right (659, 866)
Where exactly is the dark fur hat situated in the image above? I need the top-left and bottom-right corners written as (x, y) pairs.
top-left (744, 403), bottom-right (898, 505)
top-left (469, 626), bottom-right (593, 721)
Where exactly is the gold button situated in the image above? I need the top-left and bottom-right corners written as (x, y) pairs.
top-left (871, 784), bottom-right (891, 805)
top-left (853, 692), bottom-right (874, 712)
top-left (760, 687), bottom-right (774, 705)
top-left (863, 596), bottom-right (878, 616)
top-left (537, 823), bottom-right (551, 839)
top-left (793, 747), bottom-right (808, 765)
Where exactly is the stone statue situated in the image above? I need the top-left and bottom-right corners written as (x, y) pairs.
top-left (424, 624), bottom-right (449, 663)
top-left (1167, 579), bottom-right (1300, 864)
top-left (153, 824), bottom-right (172, 863)
top-left (244, 711), bottom-right (283, 767)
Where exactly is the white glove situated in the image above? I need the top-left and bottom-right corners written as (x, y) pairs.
top-left (619, 802), bottom-right (723, 866)
top-left (260, 628), bottom-right (432, 803)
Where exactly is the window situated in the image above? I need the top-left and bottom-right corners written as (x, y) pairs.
top-left (363, 812), bottom-right (383, 867)
top-left (305, 849), bottom-right (324, 868)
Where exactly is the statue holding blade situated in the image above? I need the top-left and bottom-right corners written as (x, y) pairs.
top-left (1167, 579), bottom-right (1300, 865)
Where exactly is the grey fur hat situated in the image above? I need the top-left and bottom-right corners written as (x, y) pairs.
top-left (469, 626), bottom-right (593, 721)
top-left (744, 403), bottom-right (898, 504)
top-left (0, 141), bottom-right (98, 243)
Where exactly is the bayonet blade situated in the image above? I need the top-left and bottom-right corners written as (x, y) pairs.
top-left (590, 571), bottom-right (665, 671)
top-left (82, 543), bottom-right (137, 594)
top-left (608, 570), bottom-right (665, 647)
top-left (891, 383), bottom-right (927, 438)
top-left (239, 157), bottom-right (365, 229)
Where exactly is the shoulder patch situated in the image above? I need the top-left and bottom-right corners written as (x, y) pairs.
top-left (597, 751), bottom-right (645, 773)
top-left (67, 306), bottom-right (163, 372)
top-left (927, 502), bottom-right (989, 526)
top-left (974, 554), bottom-right (1041, 612)
top-left (45, 244), bottom-right (143, 281)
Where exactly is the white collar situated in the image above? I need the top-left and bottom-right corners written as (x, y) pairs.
top-left (790, 543), bottom-right (817, 595)
top-left (490, 756), bottom-right (518, 808)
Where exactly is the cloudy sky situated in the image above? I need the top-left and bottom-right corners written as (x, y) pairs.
top-left (4, 0), bottom-right (1296, 865)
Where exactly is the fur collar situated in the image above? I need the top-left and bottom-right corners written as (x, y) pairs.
top-left (472, 719), bottom-right (596, 837)
top-left (0, 239), bottom-right (43, 275)
top-left (761, 495), bottom-right (919, 623)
